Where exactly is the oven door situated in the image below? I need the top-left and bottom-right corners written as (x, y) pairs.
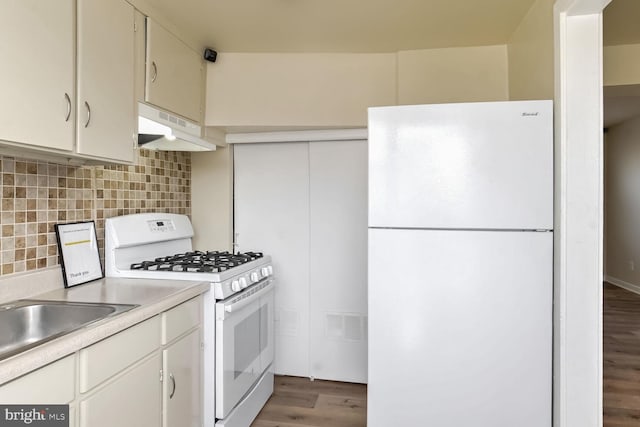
top-left (215, 278), bottom-right (274, 420)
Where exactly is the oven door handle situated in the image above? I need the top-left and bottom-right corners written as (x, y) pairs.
top-left (218, 279), bottom-right (274, 319)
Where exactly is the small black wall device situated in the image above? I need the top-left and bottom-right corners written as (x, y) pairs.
top-left (204, 48), bottom-right (217, 63)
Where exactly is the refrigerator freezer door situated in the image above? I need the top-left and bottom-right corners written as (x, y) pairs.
top-left (368, 100), bottom-right (553, 230)
top-left (368, 228), bottom-right (552, 427)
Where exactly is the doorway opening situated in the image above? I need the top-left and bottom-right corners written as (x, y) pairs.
top-left (602, 1), bottom-right (640, 424)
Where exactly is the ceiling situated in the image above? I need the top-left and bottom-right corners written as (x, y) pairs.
top-left (144, 0), bottom-right (538, 53)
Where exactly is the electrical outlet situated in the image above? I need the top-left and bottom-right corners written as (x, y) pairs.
top-left (629, 260), bottom-right (635, 271)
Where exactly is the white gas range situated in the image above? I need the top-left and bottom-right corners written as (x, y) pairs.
top-left (105, 213), bottom-right (274, 427)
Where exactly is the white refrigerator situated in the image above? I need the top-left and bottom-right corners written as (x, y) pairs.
top-left (367, 100), bottom-right (553, 427)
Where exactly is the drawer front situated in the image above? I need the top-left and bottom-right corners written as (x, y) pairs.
top-left (80, 316), bottom-right (160, 393)
top-left (0, 354), bottom-right (76, 404)
top-left (162, 297), bottom-right (201, 345)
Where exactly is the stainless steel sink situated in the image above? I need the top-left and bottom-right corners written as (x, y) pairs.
top-left (0, 300), bottom-right (138, 361)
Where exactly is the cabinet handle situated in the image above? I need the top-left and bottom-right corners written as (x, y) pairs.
top-left (84, 101), bottom-right (91, 128)
top-left (169, 373), bottom-right (176, 399)
top-left (151, 61), bottom-right (157, 83)
top-left (64, 93), bottom-right (71, 122)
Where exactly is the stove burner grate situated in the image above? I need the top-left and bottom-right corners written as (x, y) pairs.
top-left (130, 251), bottom-right (263, 272)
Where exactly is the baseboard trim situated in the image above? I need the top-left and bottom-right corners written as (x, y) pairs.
top-left (605, 275), bottom-right (640, 295)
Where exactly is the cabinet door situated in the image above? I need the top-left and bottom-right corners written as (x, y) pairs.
top-left (163, 329), bottom-right (202, 427)
top-left (146, 18), bottom-right (203, 123)
top-left (134, 10), bottom-right (146, 104)
top-left (0, 0), bottom-right (74, 151)
top-left (80, 353), bottom-right (162, 427)
top-left (76, 0), bottom-right (135, 162)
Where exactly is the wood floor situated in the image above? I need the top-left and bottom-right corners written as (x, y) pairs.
top-left (604, 282), bottom-right (640, 426)
top-left (251, 375), bottom-right (367, 427)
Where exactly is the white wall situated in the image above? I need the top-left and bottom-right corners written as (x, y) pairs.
top-left (507, 0), bottom-right (554, 100)
top-left (605, 115), bottom-right (640, 290)
top-left (397, 45), bottom-right (509, 104)
top-left (206, 53), bottom-right (397, 128)
top-left (603, 43), bottom-right (640, 87)
top-left (204, 46), bottom-right (511, 130)
top-left (195, 46), bottom-right (512, 255)
top-left (191, 147), bottom-right (234, 251)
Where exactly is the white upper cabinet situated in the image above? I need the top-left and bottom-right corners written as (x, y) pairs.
top-left (0, 0), bottom-right (136, 164)
top-left (76, 0), bottom-right (135, 163)
top-left (135, 10), bottom-right (147, 104)
top-left (0, 0), bottom-right (75, 152)
top-left (146, 18), bottom-right (204, 123)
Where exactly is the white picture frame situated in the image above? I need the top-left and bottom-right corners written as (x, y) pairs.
top-left (55, 221), bottom-right (103, 288)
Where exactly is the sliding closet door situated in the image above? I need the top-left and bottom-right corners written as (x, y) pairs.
top-left (309, 140), bottom-right (368, 383)
top-left (234, 140), bottom-right (368, 382)
top-left (234, 142), bottom-right (310, 377)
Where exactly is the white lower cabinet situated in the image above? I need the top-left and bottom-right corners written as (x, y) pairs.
top-left (79, 316), bottom-right (161, 393)
top-left (69, 405), bottom-right (77, 427)
top-left (79, 354), bottom-right (162, 427)
top-left (78, 315), bottom-right (162, 427)
top-left (78, 297), bottom-right (202, 427)
top-left (0, 296), bottom-right (203, 427)
top-left (0, 355), bottom-right (76, 426)
top-left (163, 329), bottom-right (201, 427)
top-left (0, 354), bottom-right (76, 404)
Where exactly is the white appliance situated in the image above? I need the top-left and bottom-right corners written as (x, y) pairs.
top-left (367, 100), bottom-right (553, 427)
top-left (138, 102), bottom-right (216, 151)
top-left (105, 213), bottom-right (274, 427)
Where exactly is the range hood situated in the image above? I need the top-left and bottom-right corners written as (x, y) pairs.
top-left (138, 103), bottom-right (216, 151)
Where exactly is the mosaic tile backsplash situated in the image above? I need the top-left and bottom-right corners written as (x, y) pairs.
top-left (0, 149), bottom-right (191, 276)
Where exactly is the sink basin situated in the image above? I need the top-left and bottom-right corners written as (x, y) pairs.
top-left (0, 300), bottom-right (138, 361)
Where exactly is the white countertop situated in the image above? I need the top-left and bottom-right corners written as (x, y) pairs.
top-left (0, 276), bottom-right (210, 385)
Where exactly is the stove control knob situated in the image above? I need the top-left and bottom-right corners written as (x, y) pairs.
top-left (239, 277), bottom-right (248, 289)
top-left (250, 272), bottom-right (259, 283)
top-left (231, 280), bottom-right (241, 292)
top-left (261, 267), bottom-right (269, 278)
